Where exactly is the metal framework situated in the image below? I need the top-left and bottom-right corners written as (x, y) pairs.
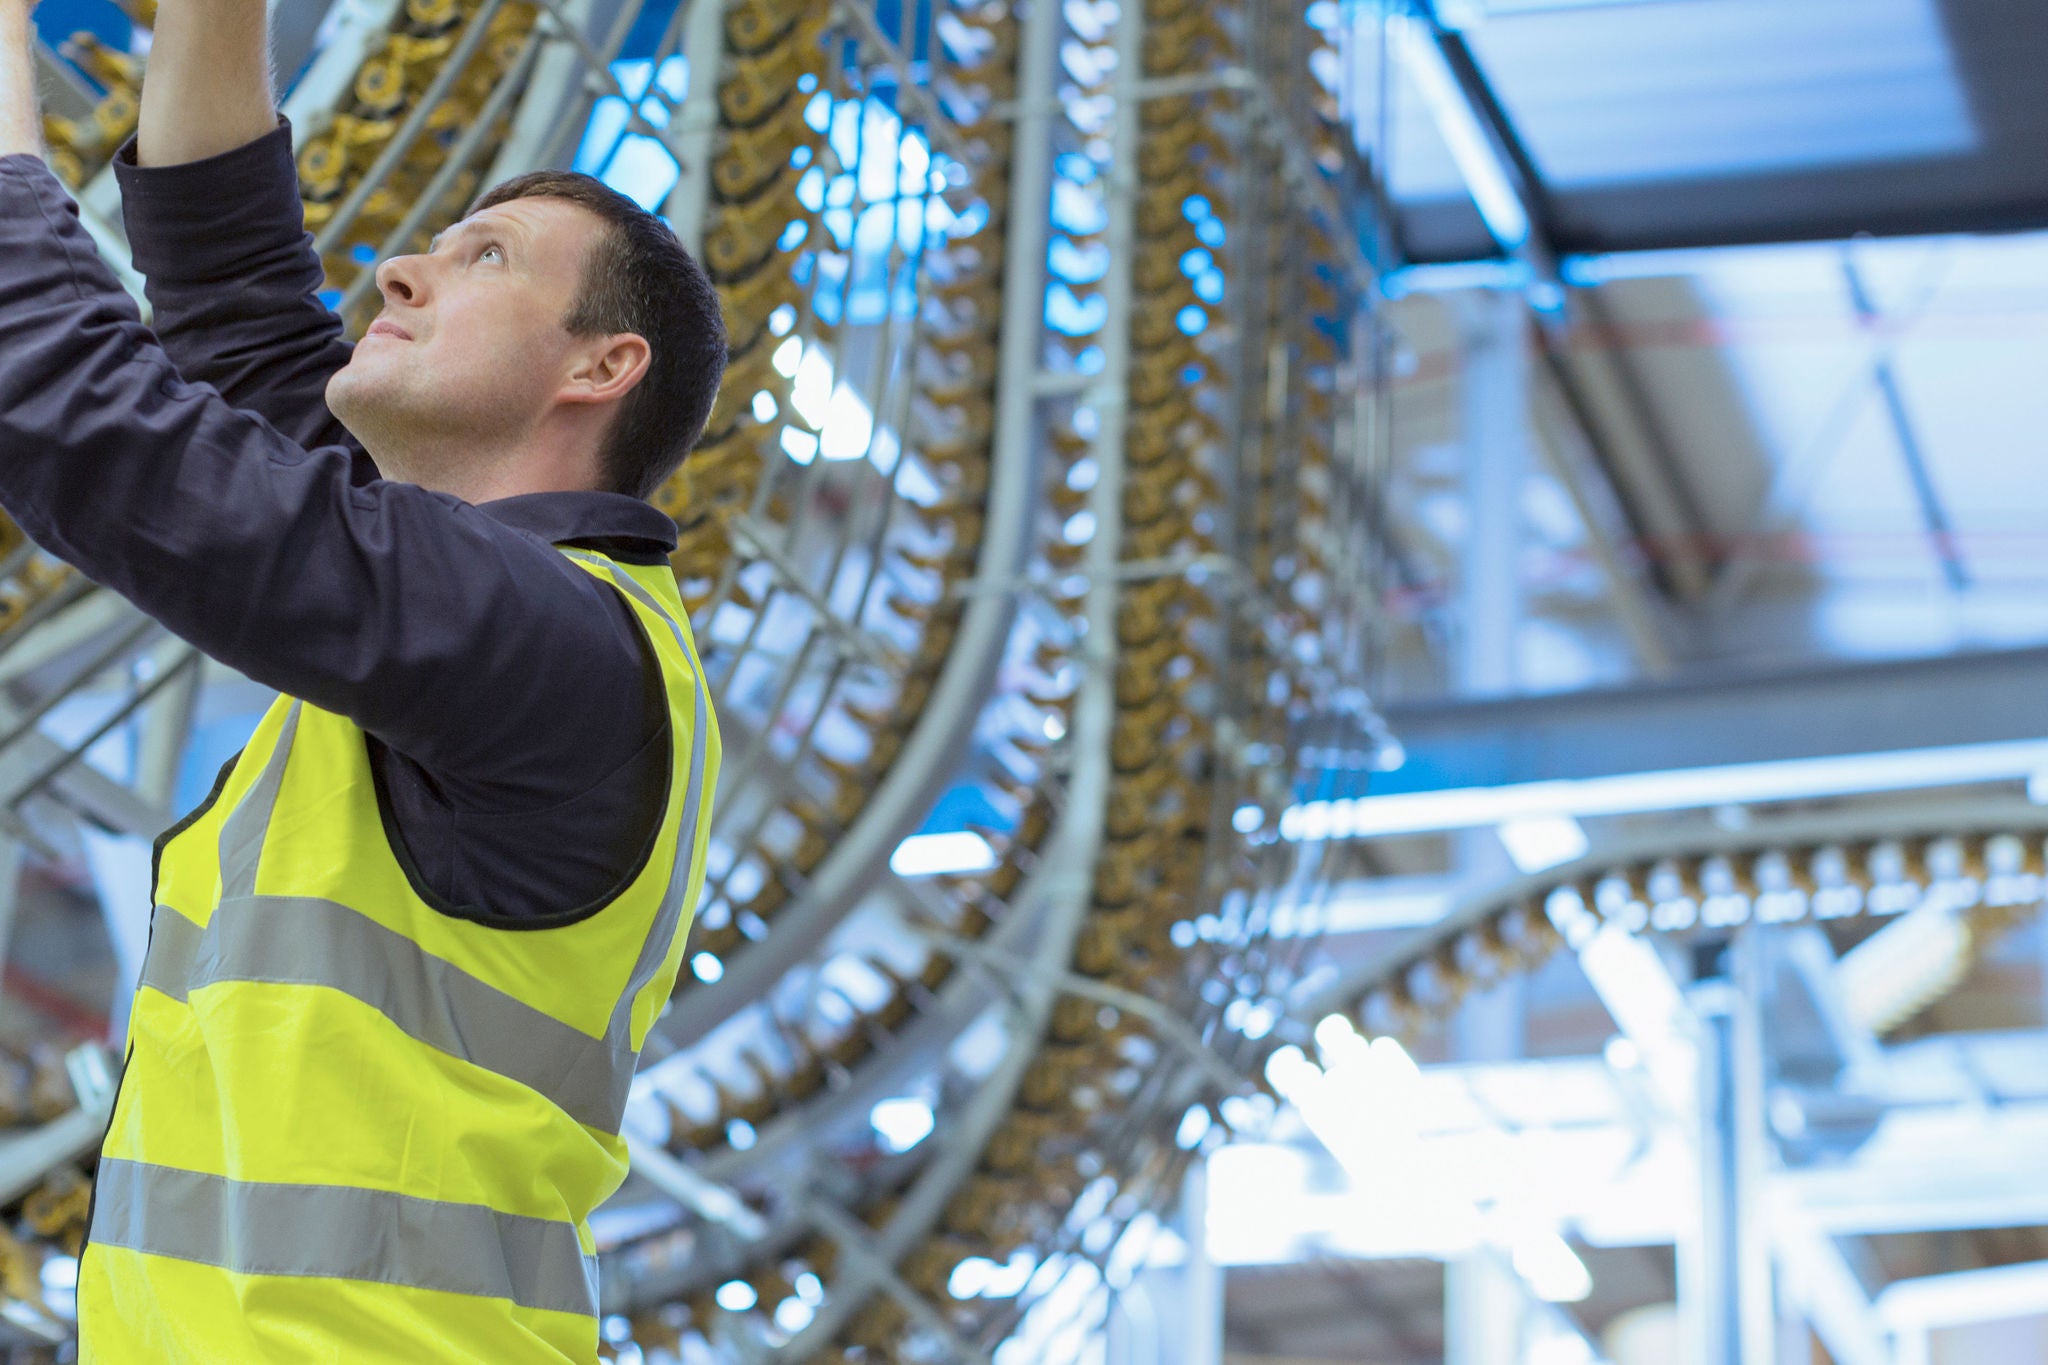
top-left (3, 0), bottom-right (1391, 1359)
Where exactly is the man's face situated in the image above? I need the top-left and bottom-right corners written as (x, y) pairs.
top-left (326, 196), bottom-right (607, 481)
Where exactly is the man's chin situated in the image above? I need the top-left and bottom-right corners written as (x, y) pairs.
top-left (324, 373), bottom-right (393, 444)
top-left (326, 356), bottom-right (396, 407)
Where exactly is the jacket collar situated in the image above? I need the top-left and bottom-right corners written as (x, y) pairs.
top-left (476, 490), bottom-right (679, 565)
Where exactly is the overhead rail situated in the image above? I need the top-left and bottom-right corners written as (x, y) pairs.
top-left (1303, 802), bottom-right (2048, 1048)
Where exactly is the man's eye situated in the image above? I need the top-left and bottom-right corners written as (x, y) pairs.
top-left (479, 243), bottom-right (505, 264)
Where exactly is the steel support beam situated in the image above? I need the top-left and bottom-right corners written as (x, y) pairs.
top-left (134, 642), bottom-right (203, 811)
top-left (621, 1130), bottom-right (767, 1239)
top-left (1455, 289), bottom-right (1528, 698)
top-left (1180, 1162), bottom-right (1223, 1365)
top-left (0, 836), bottom-right (22, 984)
top-left (1688, 953), bottom-right (1774, 1365)
top-left (660, 0), bottom-right (727, 251)
top-left (1449, 287), bottom-right (1532, 1063)
top-left (1401, 5), bottom-right (1716, 609)
top-left (0, 1045), bottom-right (114, 1206)
top-left (0, 1104), bottom-right (106, 1208)
top-left (1536, 296), bottom-right (1717, 603)
top-left (1877, 1259), bottom-right (2048, 1337)
top-left (1578, 925), bottom-right (1895, 1365)
top-left (1443, 1256), bottom-right (1523, 1365)
top-left (1780, 1099), bottom-right (2048, 1237)
top-left (1373, 641), bottom-right (2048, 801)
top-left (1529, 349), bottom-right (1678, 676)
top-left (1773, 1209), bottom-right (1892, 1365)
top-left (0, 703), bottom-right (172, 841)
top-left (1841, 255), bottom-right (1968, 594)
top-left (0, 589), bottom-right (143, 688)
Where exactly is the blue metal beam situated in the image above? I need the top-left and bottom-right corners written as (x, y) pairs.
top-left (1377, 644), bottom-right (2048, 796)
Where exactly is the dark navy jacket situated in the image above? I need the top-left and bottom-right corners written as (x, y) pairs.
top-left (0, 124), bottom-right (672, 921)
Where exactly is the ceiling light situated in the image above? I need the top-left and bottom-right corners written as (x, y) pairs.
top-left (890, 831), bottom-right (998, 877)
top-left (1498, 814), bottom-right (1590, 873)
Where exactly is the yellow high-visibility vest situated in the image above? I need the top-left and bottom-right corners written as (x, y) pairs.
top-left (76, 548), bottom-right (719, 1364)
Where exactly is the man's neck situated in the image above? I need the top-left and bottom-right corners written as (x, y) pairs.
top-left (363, 437), bottom-right (603, 504)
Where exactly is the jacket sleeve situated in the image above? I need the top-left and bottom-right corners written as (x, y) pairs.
top-left (110, 121), bottom-right (362, 460)
top-left (0, 153), bottom-right (653, 813)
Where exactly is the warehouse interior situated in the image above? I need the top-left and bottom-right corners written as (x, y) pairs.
top-left (5, 0), bottom-right (2048, 1360)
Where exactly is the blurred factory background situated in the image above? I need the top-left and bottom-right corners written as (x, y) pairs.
top-left (5, 0), bottom-right (2048, 1361)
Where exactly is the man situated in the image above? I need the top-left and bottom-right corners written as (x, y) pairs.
top-left (0, 0), bottom-right (725, 1357)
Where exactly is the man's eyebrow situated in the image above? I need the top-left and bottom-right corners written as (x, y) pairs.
top-left (429, 218), bottom-right (522, 254)
top-left (427, 221), bottom-right (464, 253)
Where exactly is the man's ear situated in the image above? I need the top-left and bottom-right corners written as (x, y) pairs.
top-left (561, 334), bottom-right (651, 406)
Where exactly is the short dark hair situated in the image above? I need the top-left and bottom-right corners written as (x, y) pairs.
top-left (469, 171), bottom-right (727, 501)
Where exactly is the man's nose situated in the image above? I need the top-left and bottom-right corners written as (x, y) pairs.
top-left (375, 254), bottom-right (424, 306)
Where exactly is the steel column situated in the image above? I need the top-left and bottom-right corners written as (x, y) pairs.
top-left (661, 0), bottom-right (727, 251)
top-left (1688, 941), bottom-right (1775, 1365)
top-left (1455, 287), bottom-right (1529, 699)
top-left (1180, 1161), bottom-right (1223, 1365)
top-left (0, 835), bottom-right (23, 990)
top-left (1444, 1256), bottom-right (1523, 1365)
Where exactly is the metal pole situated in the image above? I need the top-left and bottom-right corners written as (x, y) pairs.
top-left (1841, 256), bottom-right (1968, 594)
top-left (1445, 1257), bottom-right (1524, 1365)
top-left (1181, 1161), bottom-right (1222, 1365)
top-left (1451, 289), bottom-right (1528, 1153)
top-left (479, 0), bottom-right (609, 183)
top-left (1688, 936), bottom-right (1775, 1365)
top-left (311, 0), bottom-right (518, 256)
top-left (1, 647), bottom-right (202, 816)
top-left (1455, 287), bottom-right (1528, 699)
top-left (134, 645), bottom-right (201, 811)
top-left (1733, 931), bottom-right (1780, 1365)
top-left (662, 0), bottom-right (728, 251)
top-left (0, 613), bottom-right (159, 760)
top-left (1458, 290), bottom-right (1523, 703)
top-left (1690, 979), bottom-right (1740, 1365)
top-left (0, 835), bottom-right (24, 991)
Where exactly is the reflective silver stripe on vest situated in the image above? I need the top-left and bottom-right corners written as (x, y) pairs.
top-left (218, 700), bottom-right (301, 900)
top-left (92, 1158), bottom-right (597, 1318)
top-left (137, 896), bottom-right (635, 1133)
top-left (559, 551), bottom-right (712, 1041)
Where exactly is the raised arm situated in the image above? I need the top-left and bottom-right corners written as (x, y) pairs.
top-left (0, 146), bottom-right (655, 809)
top-left (114, 0), bottom-right (358, 454)
top-left (134, 0), bottom-right (274, 166)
